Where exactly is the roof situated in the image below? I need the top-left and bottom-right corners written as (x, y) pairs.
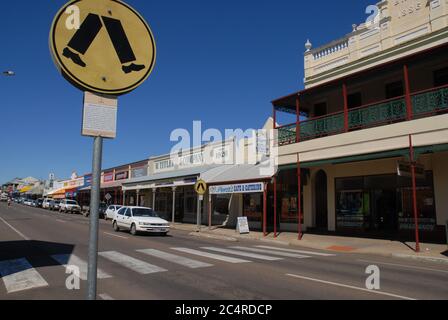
top-left (201, 160), bottom-right (277, 185)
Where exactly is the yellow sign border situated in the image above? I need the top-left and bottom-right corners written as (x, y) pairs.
top-left (195, 180), bottom-right (208, 196)
top-left (49, 0), bottom-right (156, 96)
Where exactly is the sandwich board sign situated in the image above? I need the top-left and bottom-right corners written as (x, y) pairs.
top-left (237, 217), bottom-right (250, 234)
top-left (50, 0), bottom-right (156, 95)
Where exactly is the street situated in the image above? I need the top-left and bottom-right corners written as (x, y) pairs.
top-left (0, 202), bottom-right (447, 300)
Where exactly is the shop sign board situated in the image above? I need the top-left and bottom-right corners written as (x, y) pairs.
top-left (237, 217), bottom-right (250, 234)
top-left (209, 182), bottom-right (264, 195)
top-left (115, 171), bottom-right (129, 181)
top-left (397, 161), bottom-right (425, 179)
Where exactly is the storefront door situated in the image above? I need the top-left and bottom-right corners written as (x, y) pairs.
top-left (371, 189), bottom-right (398, 235)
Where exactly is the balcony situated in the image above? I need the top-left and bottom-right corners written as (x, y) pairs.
top-left (277, 85), bottom-right (448, 146)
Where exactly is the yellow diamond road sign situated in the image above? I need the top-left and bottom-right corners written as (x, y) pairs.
top-left (50, 0), bottom-right (156, 95)
top-left (195, 180), bottom-right (207, 196)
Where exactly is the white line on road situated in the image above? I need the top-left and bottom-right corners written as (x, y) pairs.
top-left (230, 246), bottom-right (310, 259)
top-left (202, 247), bottom-right (283, 261)
top-left (137, 249), bottom-right (213, 269)
top-left (99, 251), bottom-right (167, 274)
top-left (0, 216), bottom-right (29, 240)
top-left (103, 232), bottom-right (129, 239)
top-left (172, 248), bottom-right (251, 264)
top-left (99, 293), bottom-right (115, 300)
top-left (0, 258), bottom-right (49, 294)
top-left (286, 273), bottom-right (417, 300)
top-left (256, 245), bottom-right (336, 257)
top-left (357, 259), bottom-right (448, 274)
top-left (55, 219), bottom-right (67, 223)
top-left (51, 254), bottom-right (112, 280)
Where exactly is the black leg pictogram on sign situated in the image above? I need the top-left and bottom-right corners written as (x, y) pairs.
top-left (62, 13), bottom-right (146, 74)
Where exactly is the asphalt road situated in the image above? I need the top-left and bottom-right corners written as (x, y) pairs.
top-left (0, 202), bottom-right (447, 300)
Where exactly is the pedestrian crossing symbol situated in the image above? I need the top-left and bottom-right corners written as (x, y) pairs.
top-left (50, 0), bottom-right (156, 95)
top-left (194, 180), bottom-right (207, 196)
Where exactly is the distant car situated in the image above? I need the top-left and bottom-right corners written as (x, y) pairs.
top-left (42, 198), bottom-right (52, 209)
top-left (59, 199), bottom-right (81, 214)
top-left (23, 199), bottom-right (33, 206)
top-left (84, 202), bottom-right (107, 219)
top-left (36, 198), bottom-right (44, 208)
top-left (49, 200), bottom-right (61, 211)
top-left (0, 194), bottom-right (8, 202)
top-left (105, 205), bottom-right (122, 220)
top-left (31, 200), bottom-right (38, 207)
top-left (112, 206), bottom-right (170, 236)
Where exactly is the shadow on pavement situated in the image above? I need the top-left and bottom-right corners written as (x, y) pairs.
top-left (442, 250), bottom-right (448, 258)
top-left (0, 241), bottom-right (75, 277)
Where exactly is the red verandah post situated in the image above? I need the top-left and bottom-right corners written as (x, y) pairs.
top-left (263, 182), bottom-right (267, 237)
top-left (297, 156), bottom-right (303, 240)
top-left (274, 176), bottom-right (277, 238)
top-left (409, 135), bottom-right (421, 253)
top-left (343, 83), bottom-right (349, 132)
top-left (296, 96), bottom-right (300, 143)
top-left (404, 64), bottom-right (413, 121)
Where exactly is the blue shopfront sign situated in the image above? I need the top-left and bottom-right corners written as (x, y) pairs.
top-left (209, 182), bottom-right (264, 195)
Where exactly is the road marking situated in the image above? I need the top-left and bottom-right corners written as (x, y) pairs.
top-left (0, 258), bottom-right (49, 294)
top-left (103, 232), bottom-right (129, 239)
top-left (0, 216), bottom-right (29, 240)
top-left (99, 251), bottom-right (167, 274)
top-left (99, 293), bottom-right (115, 300)
top-left (230, 246), bottom-right (310, 259)
top-left (256, 245), bottom-right (336, 257)
top-left (286, 273), bottom-right (417, 300)
top-left (137, 249), bottom-right (213, 269)
top-left (51, 254), bottom-right (112, 280)
top-left (55, 219), bottom-right (67, 223)
top-left (358, 259), bottom-right (448, 274)
top-left (202, 247), bottom-right (283, 261)
top-left (172, 248), bottom-right (251, 264)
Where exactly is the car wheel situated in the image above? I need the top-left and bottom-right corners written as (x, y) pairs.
top-left (113, 221), bottom-right (120, 232)
top-left (130, 224), bottom-right (137, 236)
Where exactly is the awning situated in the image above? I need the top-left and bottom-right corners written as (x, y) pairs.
top-left (19, 186), bottom-right (33, 193)
top-left (122, 165), bottom-right (220, 191)
top-left (201, 160), bottom-right (277, 185)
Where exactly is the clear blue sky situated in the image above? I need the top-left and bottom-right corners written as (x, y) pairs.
top-left (0, 0), bottom-right (372, 183)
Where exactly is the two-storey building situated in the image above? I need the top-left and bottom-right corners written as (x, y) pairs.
top-left (272, 0), bottom-right (448, 243)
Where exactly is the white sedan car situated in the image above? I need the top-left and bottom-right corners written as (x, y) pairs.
top-left (105, 205), bottom-right (122, 221)
top-left (112, 206), bottom-right (170, 236)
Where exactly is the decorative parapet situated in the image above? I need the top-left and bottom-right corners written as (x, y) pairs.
top-left (303, 0), bottom-right (448, 88)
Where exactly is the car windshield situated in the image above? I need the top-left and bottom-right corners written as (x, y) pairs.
top-left (67, 201), bottom-right (77, 205)
top-left (132, 208), bottom-right (159, 218)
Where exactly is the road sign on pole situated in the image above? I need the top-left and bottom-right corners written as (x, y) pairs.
top-left (50, 0), bottom-right (157, 300)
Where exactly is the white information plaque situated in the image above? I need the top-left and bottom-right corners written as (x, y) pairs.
top-left (82, 92), bottom-right (118, 139)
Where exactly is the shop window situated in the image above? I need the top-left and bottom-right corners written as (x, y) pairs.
top-left (385, 81), bottom-right (404, 99)
top-left (212, 195), bottom-right (230, 225)
top-left (434, 67), bottom-right (448, 87)
top-left (347, 92), bottom-right (362, 109)
top-left (243, 194), bottom-right (262, 222)
top-left (336, 190), bottom-right (369, 229)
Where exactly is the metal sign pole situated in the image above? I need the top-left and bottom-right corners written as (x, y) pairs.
top-left (87, 136), bottom-right (103, 300)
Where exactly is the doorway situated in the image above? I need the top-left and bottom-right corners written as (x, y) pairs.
top-left (315, 170), bottom-right (328, 230)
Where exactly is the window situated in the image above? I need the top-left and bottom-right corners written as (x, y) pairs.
top-left (434, 67), bottom-right (448, 87)
top-left (347, 92), bottom-right (362, 109)
top-left (313, 102), bottom-right (327, 117)
top-left (117, 207), bottom-right (126, 216)
top-left (243, 194), bottom-right (262, 222)
top-left (385, 81), bottom-right (404, 99)
top-left (132, 208), bottom-right (158, 217)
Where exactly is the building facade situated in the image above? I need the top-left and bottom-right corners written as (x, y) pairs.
top-left (272, 0), bottom-right (448, 243)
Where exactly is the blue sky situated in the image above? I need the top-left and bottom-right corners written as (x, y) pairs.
top-left (0, 0), bottom-right (372, 183)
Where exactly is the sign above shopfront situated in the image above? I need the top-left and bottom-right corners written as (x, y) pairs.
top-left (397, 161), bottom-right (425, 179)
top-left (209, 182), bottom-right (264, 195)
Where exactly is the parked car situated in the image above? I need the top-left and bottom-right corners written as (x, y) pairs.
top-left (112, 206), bottom-right (170, 236)
top-left (23, 199), bottom-right (33, 206)
top-left (49, 200), bottom-right (61, 211)
top-left (42, 198), bottom-right (52, 209)
top-left (0, 194), bottom-right (8, 202)
top-left (31, 200), bottom-right (38, 207)
top-left (59, 199), bottom-right (81, 214)
top-left (105, 205), bottom-right (122, 220)
top-left (36, 198), bottom-right (44, 208)
top-left (84, 202), bottom-right (107, 219)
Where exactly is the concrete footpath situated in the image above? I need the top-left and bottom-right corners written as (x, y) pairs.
top-left (171, 223), bottom-right (448, 265)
